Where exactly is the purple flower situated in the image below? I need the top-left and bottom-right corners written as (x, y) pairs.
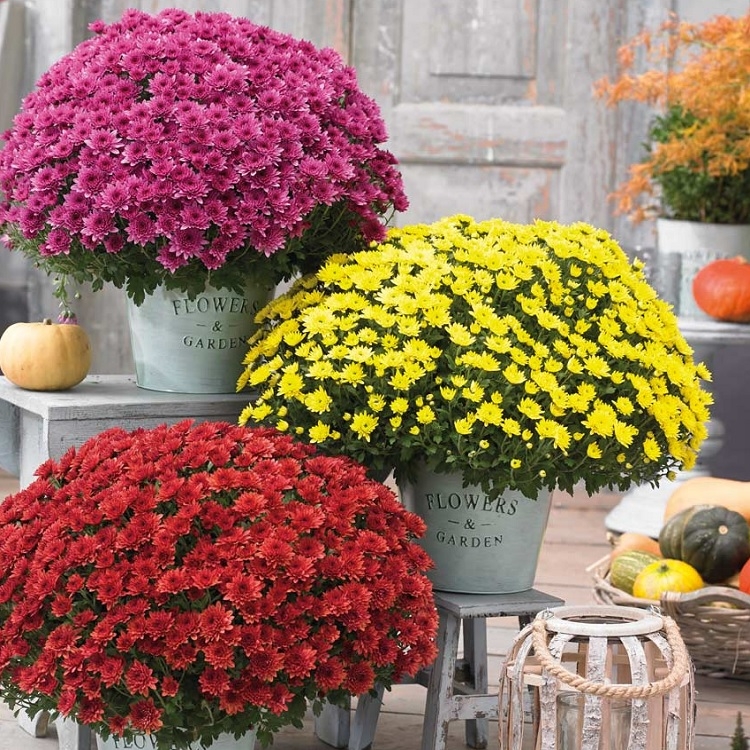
top-left (0, 8), bottom-right (408, 302)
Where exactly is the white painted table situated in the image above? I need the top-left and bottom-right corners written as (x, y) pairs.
top-left (0, 374), bottom-right (249, 750)
top-left (0, 374), bottom-right (249, 487)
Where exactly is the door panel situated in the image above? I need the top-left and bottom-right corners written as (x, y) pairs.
top-left (351, 0), bottom-right (618, 227)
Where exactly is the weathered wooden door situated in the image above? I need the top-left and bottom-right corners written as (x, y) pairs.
top-left (353, 0), bottom-right (612, 229)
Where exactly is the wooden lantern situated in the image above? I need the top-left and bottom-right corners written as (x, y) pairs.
top-left (498, 605), bottom-right (695, 750)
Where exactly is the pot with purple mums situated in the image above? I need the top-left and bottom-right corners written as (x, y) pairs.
top-left (0, 8), bottom-right (408, 393)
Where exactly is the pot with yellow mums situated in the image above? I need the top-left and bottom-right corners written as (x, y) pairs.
top-left (238, 215), bottom-right (712, 594)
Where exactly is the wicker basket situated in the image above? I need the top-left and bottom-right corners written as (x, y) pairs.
top-left (590, 555), bottom-right (750, 680)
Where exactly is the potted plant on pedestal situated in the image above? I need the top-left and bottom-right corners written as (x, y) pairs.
top-left (0, 420), bottom-right (437, 749)
top-left (0, 8), bottom-right (408, 393)
top-left (237, 214), bottom-right (712, 594)
top-left (596, 11), bottom-right (750, 320)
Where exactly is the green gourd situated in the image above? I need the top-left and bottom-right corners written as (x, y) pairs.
top-left (610, 550), bottom-right (662, 595)
top-left (658, 504), bottom-right (750, 583)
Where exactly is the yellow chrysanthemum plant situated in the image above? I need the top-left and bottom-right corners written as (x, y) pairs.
top-left (237, 215), bottom-right (712, 500)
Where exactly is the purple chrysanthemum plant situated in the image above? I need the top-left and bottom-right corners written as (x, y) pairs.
top-left (0, 8), bottom-right (408, 309)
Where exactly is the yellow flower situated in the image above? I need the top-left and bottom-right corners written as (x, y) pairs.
top-left (476, 402), bottom-right (504, 426)
top-left (391, 398), bottom-right (409, 414)
top-left (582, 401), bottom-right (617, 437)
top-left (458, 351), bottom-right (501, 371)
top-left (416, 405), bottom-right (437, 424)
top-left (239, 215), bottom-right (712, 498)
top-left (536, 419), bottom-right (571, 451)
top-left (346, 345), bottom-right (376, 363)
top-left (566, 357), bottom-right (584, 375)
top-left (278, 365), bottom-right (304, 398)
top-left (305, 387), bottom-right (333, 414)
top-left (462, 381), bottom-right (485, 402)
top-left (446, 322), bottom-right (475, 346)
top-left (339, 363), bottom-right (366, 385)
top-left (643, 436), bottom-right (662, 461)
top-left (503, 363), bottom-right (526, 384)
top-left (308, 360), bottom-right (336, 380)
top-left (282, 327), bottom-right (305, 347)
top-left (309, 422), bottom-right (332, 442)
top-left (584, 356), bottom-right (611, 378)
top-left (302, 307), bottom-right (340, 337)
top-left (614, 421), bottom-right (638, 447)
top-left (368, 394), bottom-right (387, 412)
top-left (518, 398), bottom-right (543, 421)
top-left (502, 418), bottom-right (522, 436)
top-left (391, 369), bottom-right (416, 390)
top-left (587, 442), bottom-right (603, 459)
top-left (614, 397), bottom-right (634, 416)
top-left (351, 412), bottom-right (378, 441)
top-left (455, 416), bottom-right (475, 435)
top-left (248, 402), bottom-right (273, 421)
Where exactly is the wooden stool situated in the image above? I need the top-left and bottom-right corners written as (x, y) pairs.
top-left (315, 588), bottom-right (564, 750)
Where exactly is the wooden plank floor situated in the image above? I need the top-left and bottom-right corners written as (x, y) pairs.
top-left (0, 471), bottom-right (748, 750)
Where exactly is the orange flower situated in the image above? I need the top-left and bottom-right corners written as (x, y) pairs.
top-left (597, 12), bottom-right (750, 223)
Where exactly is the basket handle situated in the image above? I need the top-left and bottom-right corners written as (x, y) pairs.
top-left (530, 615), bottom-right (690, 699)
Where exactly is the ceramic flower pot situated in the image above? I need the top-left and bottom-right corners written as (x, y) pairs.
top-left (96, 730), bottom-right (256, 750)
top-left (126, 282), bottom-right (272, 394)
top-left (399, 466), bottom-right (553, 594)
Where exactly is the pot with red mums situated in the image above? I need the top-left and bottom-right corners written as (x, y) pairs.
top-left (0, 421), bottom-right (437, 749)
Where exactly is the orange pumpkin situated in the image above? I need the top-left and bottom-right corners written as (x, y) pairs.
top-left (0, 319), bottom-right (91, 391)
top-left (692, 256), bottom-right (750, 323)
top-left (740, 558), bottom-right (750, 595)
top-left (610, 532), bottom-right (662, 560)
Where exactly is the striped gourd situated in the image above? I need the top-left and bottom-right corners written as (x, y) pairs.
top-left (610, 550), bottom-right (662, 595)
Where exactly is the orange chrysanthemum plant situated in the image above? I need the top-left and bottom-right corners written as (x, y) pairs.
top-left (596, 12), bottom-right (750, 224)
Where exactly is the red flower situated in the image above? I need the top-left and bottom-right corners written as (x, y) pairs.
top-left (223, 574), bottom-right (263, 608)
top-left (202, 641), bottom-right (235, 670)
top-left (43, 624), bottom-right (77, 655)
top-left (159, 676), bottom-right (179, 697)
top-left (343, 662), bottom-right (376, 696)
top-left (0, 421), bottom-right (436, 749)
top-left (78, 697), bottom-right (105, 725)
top-left (199, 666), bottom-right (230, 697)
top-left (281, 643), bottom-right (317, 680)
top-left (199, 603), bottom-right (234, 642)
top-left (128, 698), bottom-right (163, 732)
top-left (125, 662), bottom-right (157, 696)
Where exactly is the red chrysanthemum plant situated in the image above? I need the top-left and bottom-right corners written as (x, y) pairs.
top-left (0, 421), bottom-right (437, 749)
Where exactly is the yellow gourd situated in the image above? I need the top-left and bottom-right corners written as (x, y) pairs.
top-left (632, 559), bottom-right (704, 600)
top-left (0, 319), bottom-right (91, 391)
top-left (664, 476), bottom-right (750, 524)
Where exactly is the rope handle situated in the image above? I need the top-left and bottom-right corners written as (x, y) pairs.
top-left (530, 615), bottom-right (690, 699)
